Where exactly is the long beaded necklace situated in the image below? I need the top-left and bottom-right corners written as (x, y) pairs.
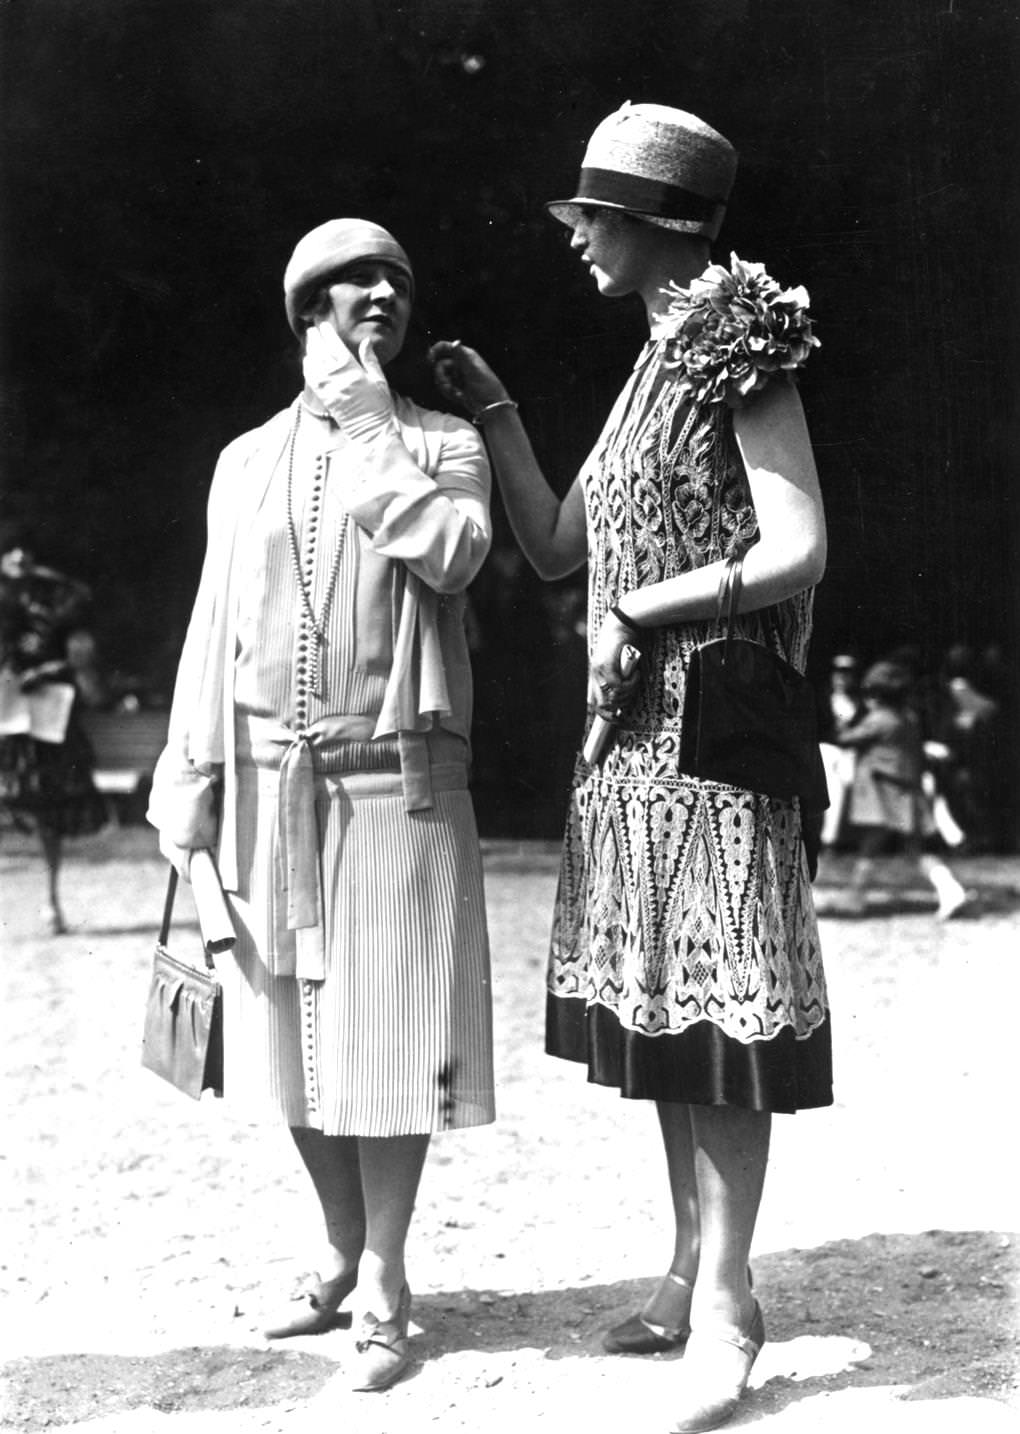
top-left (285, 403), bottom-right (348, 699)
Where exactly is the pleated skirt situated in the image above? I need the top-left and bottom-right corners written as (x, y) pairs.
top-left (220, 759), bottom-right (495, 1136)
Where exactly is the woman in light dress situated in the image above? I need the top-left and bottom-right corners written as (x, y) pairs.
top-left (148, 219), bottom-right (494, 1392)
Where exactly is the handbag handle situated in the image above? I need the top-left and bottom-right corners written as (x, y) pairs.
top-left (158, 865), bottom-right (216, 971)
top-left (715, 555), bottom-right (744, 662)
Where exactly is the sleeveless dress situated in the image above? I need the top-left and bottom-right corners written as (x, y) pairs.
top-left (547, 340), bottom-right (832, 1113)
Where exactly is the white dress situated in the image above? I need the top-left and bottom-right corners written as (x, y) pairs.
top-left (155, 397), bottom-right (495, 1136)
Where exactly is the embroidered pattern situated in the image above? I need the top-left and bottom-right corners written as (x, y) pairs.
top-left (550, 341), bottom-right (827, 1045)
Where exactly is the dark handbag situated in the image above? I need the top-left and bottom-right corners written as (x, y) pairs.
top-left (679, 555), bottom-right (829, 812)
top-left (141, 867), bottom-right (224, 1100)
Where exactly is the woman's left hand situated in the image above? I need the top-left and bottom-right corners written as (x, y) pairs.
top-left (303, 322), bottom-right (397, 442)
top-left (588, 613), bottom-right (644, 716)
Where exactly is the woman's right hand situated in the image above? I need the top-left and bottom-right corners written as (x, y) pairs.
top-left (428, 340), bottom-right (510, 418)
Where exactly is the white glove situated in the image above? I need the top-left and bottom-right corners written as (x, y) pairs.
top-left (158, 830), bottom-right (195, 883)
top-left (303, 323), bottom-right (397, 443)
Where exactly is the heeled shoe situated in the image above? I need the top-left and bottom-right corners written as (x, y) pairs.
top-left (349, 1283), bottom-right (412, 1392)
top-left (603, 1271), bottom-right (693, 1354)
top-left (603, 1266), bottom-right (753, 1357)
top-left (669, 1301), bottom-right (766, 1433)
top-left (263, 1268), bottom-right (357, 1339)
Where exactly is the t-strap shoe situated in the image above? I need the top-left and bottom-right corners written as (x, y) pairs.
top-left (349, 1283), bottom-right (412, 1392)
top-left (603, 1271), bottom-right (693, 1354)
top-left (669, 1301), bottom-right (766, 1432)
top-left (263, 1269), bottom-right (357, 1339)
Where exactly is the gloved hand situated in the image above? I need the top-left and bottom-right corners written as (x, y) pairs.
top-left (158, 830), bottom-right (196, 883)
top-left (303, 322), bottom-right (397, 443)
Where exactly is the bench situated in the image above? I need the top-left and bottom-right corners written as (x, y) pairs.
top-left (81, 709), bottom-right (169, 819)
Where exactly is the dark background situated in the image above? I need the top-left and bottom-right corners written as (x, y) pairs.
top-left (2, 0), bottom-right (1018, 835)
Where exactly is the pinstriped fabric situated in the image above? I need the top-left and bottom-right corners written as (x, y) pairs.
top-left (234, 408), bottom-right (394, 739)
top-left (220, 409), bottom-right (494, 1136)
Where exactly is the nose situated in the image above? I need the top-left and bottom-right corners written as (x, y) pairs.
top-left (369, 276), bottom-right (397, 304)
top-left (568, 222), bottom-right (589, 252)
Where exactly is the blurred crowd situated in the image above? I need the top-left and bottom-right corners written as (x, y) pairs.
top-left (462, 549), bottom-right (1017, 863)
top-left (3, 533), bottom-right (1016, 863)
top-left (816, 641), bottom-right (1012, 860)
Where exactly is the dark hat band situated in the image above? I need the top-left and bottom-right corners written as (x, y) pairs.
top-left (575, 167), bottom-right (724, 221)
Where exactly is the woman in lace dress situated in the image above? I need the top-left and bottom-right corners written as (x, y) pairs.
top-left (148, 220), bottom-right (494, 1392)
top-left (431, 105), bottom-right (829, 1432)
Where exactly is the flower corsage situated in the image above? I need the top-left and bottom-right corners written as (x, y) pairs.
top-left (661, 253), bottom-right (820, 409)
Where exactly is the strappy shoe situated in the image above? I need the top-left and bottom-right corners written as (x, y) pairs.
top-left (263, 1269), bottom-right (357, 1339)
top-left (669, 1300), bottom-right (766, 1433)
top-left (603, 1271), bottom-right (693, 1354)
top-left (349, 1283), bottom-right (412, 1392)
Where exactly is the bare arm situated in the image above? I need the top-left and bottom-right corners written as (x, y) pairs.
top-left (429, 340), bottom-right (587, 580)
top-left (614, 382), bottom-right (826, 629)
top-left (589, 380), bottom-right (826, 710)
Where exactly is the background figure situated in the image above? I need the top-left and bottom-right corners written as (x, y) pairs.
top-left (0, 530), bottom-right (106, 932)
top-left (817, 651), bottom-right (862, 857)
top-left (431, 103), bottom-right (829, 1434)
top-left (147, 219), bottom-right (494, 1394)
top-left (930, 644), bottom-right (1002, 855)
top-left (837, 658), bottom-right (968, 920)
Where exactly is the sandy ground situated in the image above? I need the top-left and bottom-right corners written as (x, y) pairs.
top-left (1, 826), bottom-right (1018, 1433)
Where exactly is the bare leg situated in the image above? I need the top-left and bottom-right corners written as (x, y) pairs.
top-left (290, 1128), bottom-right (366, 1281)
top-left (356, 1133), bottom-right (430, 1318)
top-left (687, 1104), bottom-right (770, 1332)
top-left (637, 1100), bottom-right (702, 1327)
top-left (38, 824), bottom-right (65, 933)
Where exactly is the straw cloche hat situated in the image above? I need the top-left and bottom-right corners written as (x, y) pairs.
top-left (546, 102), bottom-right (737, 241)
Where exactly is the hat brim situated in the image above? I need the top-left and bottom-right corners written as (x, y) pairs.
top-left (545, 197), bottom-right (719, 238)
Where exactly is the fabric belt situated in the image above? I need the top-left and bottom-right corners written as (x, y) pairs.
top-left (241, 713), bottom-right (437, 980)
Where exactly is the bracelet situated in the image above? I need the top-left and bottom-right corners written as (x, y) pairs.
top-left (609, 603), bottom-right (645, 635)
top-left (471, 398), bottom-right (519, 426)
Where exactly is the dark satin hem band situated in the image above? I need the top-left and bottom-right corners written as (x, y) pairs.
top-left (546, 996), bottom-right (833, 1113)
top-left (574, 167), bottom-right (725, 221)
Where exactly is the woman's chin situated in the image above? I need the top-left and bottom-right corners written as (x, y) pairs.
top-left (363, 331), bottom-right (403, 367)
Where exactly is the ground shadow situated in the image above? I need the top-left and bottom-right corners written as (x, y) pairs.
top-left (0, 1345), bottom-right (340, 1429)
top-left (814, 880), bottom-right (1020, 921)
top-left (415, 1229), bottom-right (1017, 1415)
top-left (2, 1231), bottom-right (1015, 1429)
top-left (71, 918), bottom-right (202, 938)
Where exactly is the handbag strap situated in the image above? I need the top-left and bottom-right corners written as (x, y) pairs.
top-left (721, 555), bottom-right (743, 629)
top-left (717, 553), bottom-right (793, 665)
top-left (715, 555), bottom-right (744, 660)
top-left (158, 864), bottom-right (216, 971)
top-left (159, 866), bottom-right (178, 945)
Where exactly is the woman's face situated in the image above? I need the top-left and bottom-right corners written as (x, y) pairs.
top-left (319, 259), bottom-right (412, 367)
top-left (568, 207), bottom-right (649, 297)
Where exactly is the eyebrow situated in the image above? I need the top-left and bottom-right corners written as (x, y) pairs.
top-left (333, 261), bottom-right (410, 286)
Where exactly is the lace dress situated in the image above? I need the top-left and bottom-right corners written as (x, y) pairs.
top-left (547, 341), bottom-right (832, 1112)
